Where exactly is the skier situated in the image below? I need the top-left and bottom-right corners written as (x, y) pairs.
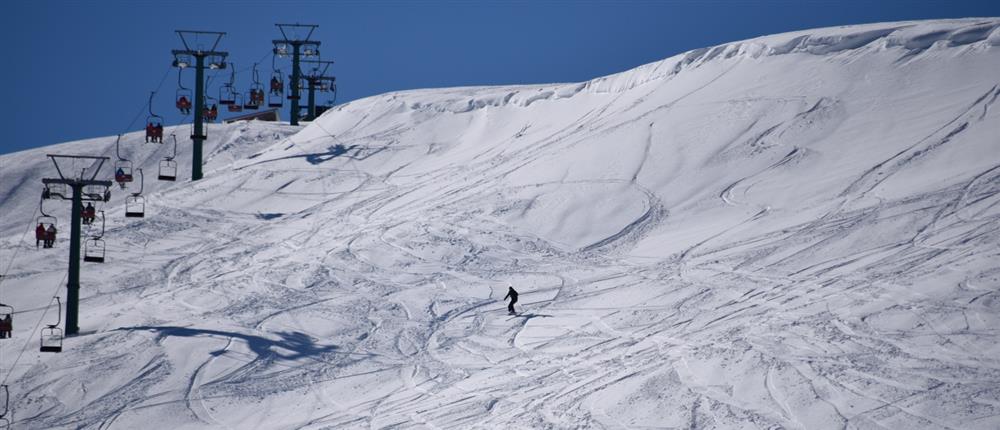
top-left (115, 167), bottom-right (127, 183)
top-left (35, 223), bottom-right (45, 247)
top-left (145, 122), bottom-right (155, 143)
top-left (155, 123), bottom-right (164, 143)
top-left (504, 285), bottom-right (519, 315)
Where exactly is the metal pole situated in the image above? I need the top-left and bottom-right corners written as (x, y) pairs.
top-left (192, 54), bottom-right (206, 181)
top-left (66, 184), bottom-right (83, 336)
top-left (290, 44), bottom-right (301, 126)
top-left (307, 79), bottom-right (317, 121)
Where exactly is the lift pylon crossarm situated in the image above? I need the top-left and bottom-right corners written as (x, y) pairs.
top-left (46, 155), bottom-right (110, 182)
top-left (174, 30), bottom-right (227, 54)
top-left (275, 23), bottom-right (319, 42)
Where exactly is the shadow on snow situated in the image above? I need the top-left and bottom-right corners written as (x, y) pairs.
top-left (118, 325), bottom-right (339, 361)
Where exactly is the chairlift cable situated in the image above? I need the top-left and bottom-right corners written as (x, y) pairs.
top-left (0, 205), bottom-right (39, 296)
top-left (123, 65), bottom-right (173, 135)
top-left (0, 274), bottom-right (67, 388)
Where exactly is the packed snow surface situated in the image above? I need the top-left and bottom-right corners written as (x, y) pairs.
top-left (1, 18), bottom-right (1000, 429)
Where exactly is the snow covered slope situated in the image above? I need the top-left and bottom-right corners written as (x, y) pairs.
top-left (2, 18), bottom-right (999, 429)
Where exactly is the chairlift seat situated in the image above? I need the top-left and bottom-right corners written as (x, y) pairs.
top-left (84, 239), bottom-right (105, 263)
top-left (125, 195), bottom-right (145, 218)
top-left (83, 254), bottom-right (105, 263)
top-left (40, 326), bottom-right (63, 353)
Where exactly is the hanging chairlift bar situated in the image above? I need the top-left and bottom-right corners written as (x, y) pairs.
top-left (83, 210), bottom-right (106, 263)
top-left (125, 169), bottom-right (145, 218)
top-left (39, 297), bottom-right (63, 353)
top-left (159, 135), bottom-right (179, 181)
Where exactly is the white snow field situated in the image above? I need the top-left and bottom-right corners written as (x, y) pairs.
top-left (2, 18), bottom-right (1000, 429)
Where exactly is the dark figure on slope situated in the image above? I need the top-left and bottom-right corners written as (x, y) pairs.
top-left (504, 285), bottom-right (519, 315)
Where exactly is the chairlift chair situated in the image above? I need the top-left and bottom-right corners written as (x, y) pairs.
top-left (145, 91), bottom-right (165, 143)
top-left (176, 66), bottom-right (193, 114)
top-left (113, 134), bottom-right (133, 188)
top-left (39, 297), bottom-right (63, 353)
top-left (84, 210), bottom-right (106, 263)
top-left (83, 238), bottom-right (106, 263)
top-left (40, 325), bottom-right (63, 352)
top-left (245, 86), bottom-right (263, 110)
top-left (83, 184), bottom-right (107, 200)
top-left (274, 43), bottom-right (289, 57)
top-left (244, 63), bottom-right (264, 110)
top-left (0, 303), bottom-right (13, 339)
top-left (36, 204), bottom-right (57, 248)
top-left (302, 43), bottom-right (320, 57)
top-left (268, 58), bottom-right (284, 107)
top-left (125, 169), bottom-right (145, 218)
top-left (228, 93), bottom-right (244, 112)
top-left (268, 91), bottom-right (284, 108)
top-left (173, 53), bottom-right (192, 69)
top-left (36, 215), bottom-right (56, 230)
top-left (203, 98), bottom-right (219, 122)
top-left (219, 84), bottom-right (236, 105)
top-left (159, 135), bottom-right (178, 181)
top-left (125, 195), bottom-right (146, 218)
top-left (43, 183), bottom-right (67, 199)
top-left (159, 159), bottom-right (178, 181)
top-left (176, 89), bottom-right (193, 114)
top-left (208, 55), bottom-right (226, 70)
top-left (114, 160), bottom-right (134, 186)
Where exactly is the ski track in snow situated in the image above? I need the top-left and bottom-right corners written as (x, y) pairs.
top-left (1, 18), bottom-right (1000, 429)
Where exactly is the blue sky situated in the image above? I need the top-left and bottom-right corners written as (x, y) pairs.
top-left (1, 0), bottom-right (998, 154)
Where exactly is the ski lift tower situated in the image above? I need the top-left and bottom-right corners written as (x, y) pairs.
top-left (172, 30), bottom-right (228, 181)
top-left (273, 23), bottom-right (321, 126)
top-left (301, 59), bottom-right (336, 121)
top-left (41, 155), bottom-right (112, 336)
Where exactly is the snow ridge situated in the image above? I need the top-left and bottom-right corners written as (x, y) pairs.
top-left (1, 18), bottom-right (999, 429)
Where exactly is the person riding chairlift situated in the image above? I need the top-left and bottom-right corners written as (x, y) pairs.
top-left (176, 95), bottom-right (191, 114)
top-left (115, 167), bottom-right (127, 183)
top-left (83, 202), bottom-right (96, 224)
top-left (45, 224), bottom-right (57, 248)
top-left (270, 76), bottom-right (282, 95)
top-left (154, 124), bottom-right (164, 143)
top-left (145, 122), bottom-right (155, 143)
top-left (35, 223), bottom-right (46, 248)
top-left (0, 313), bottom-right (11, 338)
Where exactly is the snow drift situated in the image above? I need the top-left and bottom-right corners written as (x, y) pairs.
top-left (1, 18), bottom-right (999, 429)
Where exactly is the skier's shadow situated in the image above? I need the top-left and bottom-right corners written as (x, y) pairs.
top-left (509, 313), bottom-right (553, 320)
top-left (305, 144), bottom-right (358, 164)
